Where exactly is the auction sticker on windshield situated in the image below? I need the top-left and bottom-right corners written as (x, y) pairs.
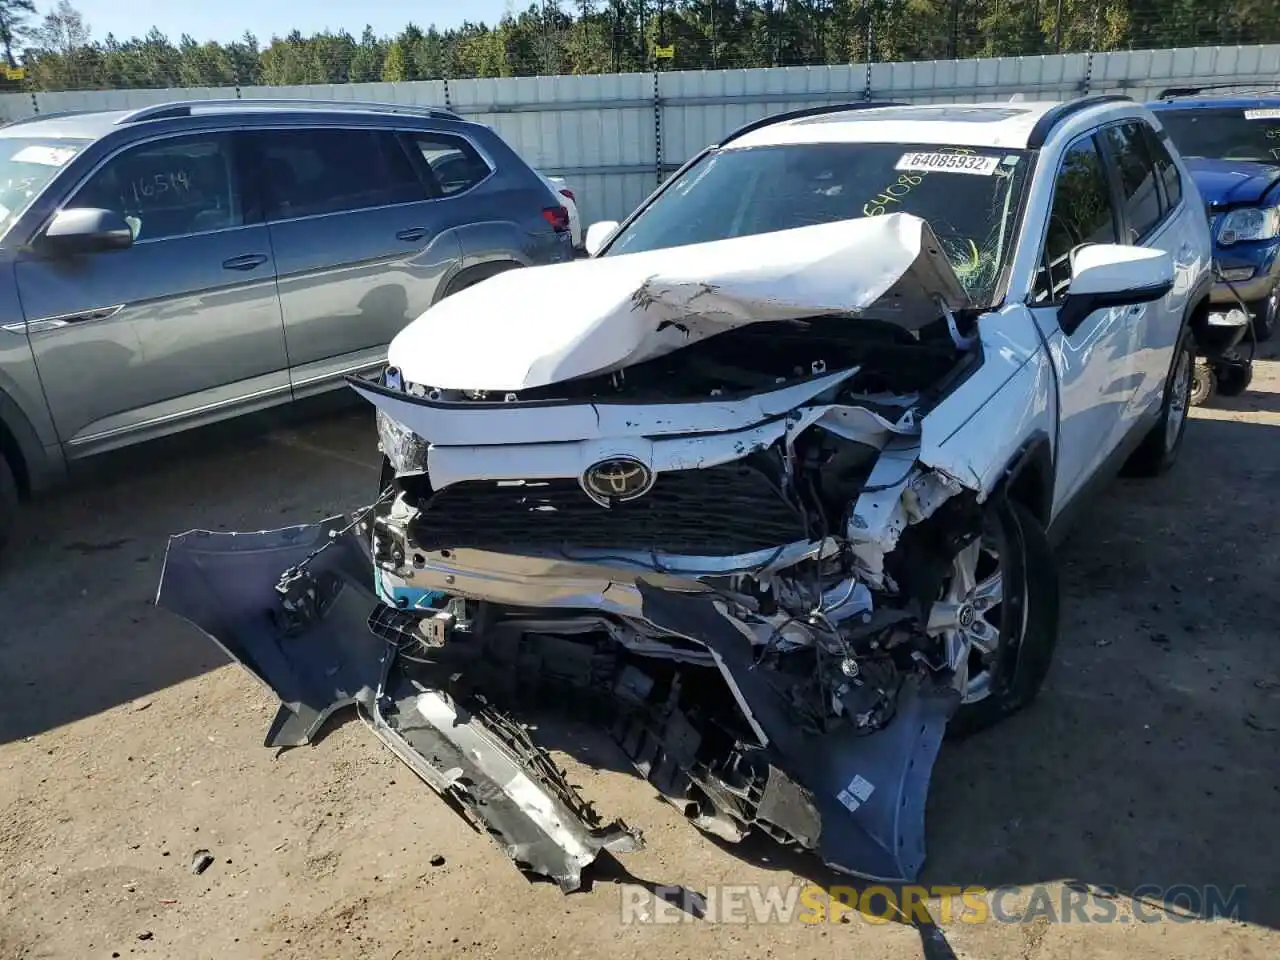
top-left (895, 151), bottom-right (1000, 175)
top-left (1244, 108), bottom-right (1280, 120)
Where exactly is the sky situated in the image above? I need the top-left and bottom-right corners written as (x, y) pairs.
top-left (61, 0), bottom-right (520, 45)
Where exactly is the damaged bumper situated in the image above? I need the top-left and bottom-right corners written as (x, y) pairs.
top-left (157, 520), bottom-right (642, 892)
top-left (157, 514), bottom-right (959, 889)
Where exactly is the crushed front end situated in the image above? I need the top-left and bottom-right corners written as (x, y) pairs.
top-left (157, 215), bottom-right (1017, 891)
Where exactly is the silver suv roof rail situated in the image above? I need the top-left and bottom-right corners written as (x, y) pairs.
top-left (116, 99), bottom-right (462, 125)
top-left (2, 109), bottom-right (99, 127)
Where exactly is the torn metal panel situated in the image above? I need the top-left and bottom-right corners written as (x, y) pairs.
top-left (368, 537), bottom-right (842, 620)
top-left (155, 521), bottom-right (642, 892)
top-left (386, 213), bottom-right (970, 392)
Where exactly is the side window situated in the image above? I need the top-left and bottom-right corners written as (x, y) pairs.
top-left (411, 134), bottom-right (491, 197)
top-left (1102, 122), bottom-right (1162, 242)
top-left (258, 129), bottom-right (426, 220)
top-left (1033, 136), bottom-right (1118, 305)
top-left (1143, 123), bottom-right (1183, 210)
top-left (72, 134), bottom-right (240, 242)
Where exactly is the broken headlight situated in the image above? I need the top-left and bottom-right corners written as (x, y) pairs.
top-left (376, 409), bottom-right (428, 476)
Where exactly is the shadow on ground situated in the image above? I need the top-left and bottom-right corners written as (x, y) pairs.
top-left (0, 396), bottom-right (379, 743)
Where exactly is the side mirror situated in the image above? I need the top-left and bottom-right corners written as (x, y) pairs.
top-left (1059, 243), bottom-right (1174, 334)
top-left (38, 208), bottom-right (134, 256)
top-left (583, 220), bottom-right (619, 257)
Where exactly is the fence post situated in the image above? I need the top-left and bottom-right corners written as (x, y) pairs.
top-left (28, 89), bottom-right (38, 116)
top-left (653, 69), bottom-right (663, 186)
top-left (1083, 51), bottom-right (1095, 95)
top-left (863, 61), bottom-right (873, 101)
top-left (443, 76), bottom-right (452, 111)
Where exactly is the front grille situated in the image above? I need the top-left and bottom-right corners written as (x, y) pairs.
top-left (409, 458), bottom-right (810, 556)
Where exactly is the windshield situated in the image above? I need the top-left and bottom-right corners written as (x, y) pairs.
top-left (0, 137), bottom-right (89, 237)
top-left (1157, 107), bottom-right (1280, 162)
top-left (604, 141), bottom-right (1031, 305)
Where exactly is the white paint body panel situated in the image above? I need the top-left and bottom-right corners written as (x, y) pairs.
top-left (386, 213), bottom-right (969, 392)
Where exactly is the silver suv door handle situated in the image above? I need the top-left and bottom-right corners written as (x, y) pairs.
top-left (222, 254), bottom-right (268, 271)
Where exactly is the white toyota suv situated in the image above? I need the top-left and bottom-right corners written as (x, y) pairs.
top-left (159, 96), bottom-right (1213, 891)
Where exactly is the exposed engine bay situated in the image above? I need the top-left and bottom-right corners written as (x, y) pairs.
top-left (157, 214), bottom-right (1034, 892)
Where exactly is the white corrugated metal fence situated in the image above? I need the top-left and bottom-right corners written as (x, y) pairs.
top-left (2, 44), bottom-right (1279, 223)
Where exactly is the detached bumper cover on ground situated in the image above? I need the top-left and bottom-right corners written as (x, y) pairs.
top-left (156, 519), bottom-right (642, 892)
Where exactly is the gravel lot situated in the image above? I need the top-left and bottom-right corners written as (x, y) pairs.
top-left (1, 356), bottom-right (1278, 960)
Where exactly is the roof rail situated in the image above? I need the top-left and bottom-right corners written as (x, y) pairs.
top-left (1, 109), bottom-right (99, 127)
top-left (1156, 81), bottom-right (1280, 100)
top-left (718, 100), bottom-right (906, 147)
top-left (116, 98), bottom-right (462, 125)
top-left (1025, 94), bottom-right (1133, 148)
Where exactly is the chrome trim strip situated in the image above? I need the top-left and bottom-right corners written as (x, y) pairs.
top-left (290, 358), bottom-right (386, 390)
top-left (13, 303), bottom-right (125, 333)
top-left (68, 380), bottom-right (291, 446)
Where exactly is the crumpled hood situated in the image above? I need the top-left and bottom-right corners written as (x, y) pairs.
top-left (1185, 157), bottom-right (1280, 208)
top-left (387, 213), bottom-right (971, 392)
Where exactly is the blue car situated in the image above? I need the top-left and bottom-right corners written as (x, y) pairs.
top-left (1148, 87), bottom-right (1280, 398)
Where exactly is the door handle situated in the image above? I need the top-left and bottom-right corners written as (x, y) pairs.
top-left (396, 228), bottom-right (428, 243)
top-left (222, 253), bottom-right (268, 271)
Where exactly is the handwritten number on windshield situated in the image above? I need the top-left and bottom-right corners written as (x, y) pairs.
top-left (127, 169), bottom-right (191, 206)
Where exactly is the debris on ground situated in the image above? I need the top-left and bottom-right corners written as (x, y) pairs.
top-left (190, 849), bottom-right (215, 875)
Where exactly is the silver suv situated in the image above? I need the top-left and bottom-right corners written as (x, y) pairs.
top-left (0, 98), bottom-right (574, 546)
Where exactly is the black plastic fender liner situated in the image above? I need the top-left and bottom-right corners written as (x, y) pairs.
top-left (635, 582), bottom-right (960, 883)
top-left (154, 518), bottom-right (642, 891)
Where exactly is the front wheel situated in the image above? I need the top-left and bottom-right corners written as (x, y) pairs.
top-left (929, 499), bottom-right (1060, 739)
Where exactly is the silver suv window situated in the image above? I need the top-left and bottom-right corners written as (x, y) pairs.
top-left (411, 134), bottom-right (491, 196)
top-left (255, 128), bottom-right (426, 220)
top-left (73, 133), bottom-right (241, 242)
top-left (0, 137), bottom-right (90, 237)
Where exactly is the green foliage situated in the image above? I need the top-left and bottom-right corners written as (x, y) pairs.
top-left (15, 0), bottom-right (1280, 92)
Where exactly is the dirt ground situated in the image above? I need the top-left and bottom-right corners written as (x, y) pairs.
top-left (2, 355), bottom-right (1278, 960)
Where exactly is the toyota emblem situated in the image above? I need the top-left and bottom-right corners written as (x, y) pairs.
top-left (581, 456), bottom-right (655, 506)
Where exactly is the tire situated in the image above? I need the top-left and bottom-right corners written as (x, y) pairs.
top-left (1215, 359), bottom-right (1253, 397)
top-left (944, 498), bottom-right (1060, 739)
top-left (1123, 325), bottom-right (1196, 477)
top-left (1189, 358), bottom-right (1216, 408)
top-left (0, 453), bottom-right (18, 552)
top-left (1250, 288), bottom-right (1277, 342)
